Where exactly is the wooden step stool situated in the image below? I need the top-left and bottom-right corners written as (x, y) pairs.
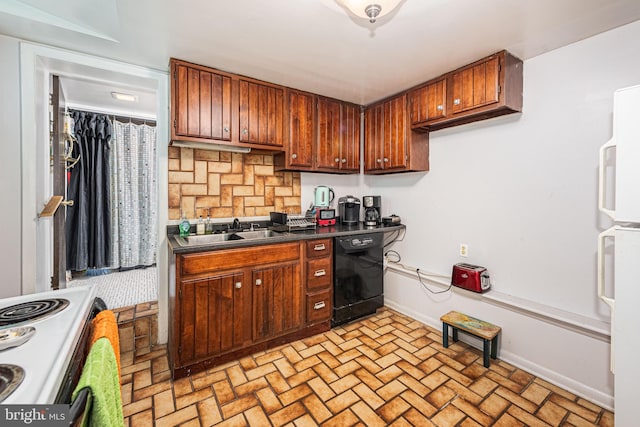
top-left (440, 311), bottom-right (501, 368)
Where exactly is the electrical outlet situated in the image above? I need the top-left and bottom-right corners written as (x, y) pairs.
top-left (459, 243), bottom-right (468, 257)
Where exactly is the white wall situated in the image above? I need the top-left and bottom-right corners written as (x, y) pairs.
top-left (300, 20), bottom-right (640, 408)
top-left (0, 35), bottom-right (22, 298)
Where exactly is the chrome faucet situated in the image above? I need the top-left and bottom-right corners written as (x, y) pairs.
top-left (231, 218), bottom-right (241, 230)
top-left (250, 223), bottom-right (260, 231)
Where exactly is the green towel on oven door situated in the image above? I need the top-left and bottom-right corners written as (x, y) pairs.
top-left (72, 337), bottom-right (124, 427)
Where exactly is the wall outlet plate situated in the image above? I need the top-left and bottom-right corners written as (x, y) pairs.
top-left (459, 243), bottom-right (468, 257)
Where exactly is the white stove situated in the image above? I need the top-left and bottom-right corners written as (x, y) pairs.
top-left (0, 285), bottom-right (98, 404)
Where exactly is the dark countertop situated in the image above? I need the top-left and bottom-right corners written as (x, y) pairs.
top-left (167, 222), bottom-right (406, 254)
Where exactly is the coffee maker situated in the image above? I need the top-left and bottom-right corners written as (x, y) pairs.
top-left (338, 195), bottom-right (360, 225)
top-left (362, 195), bottom-right (382, 226)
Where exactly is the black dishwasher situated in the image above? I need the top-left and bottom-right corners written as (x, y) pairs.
top-left (333, 233), bottom-right (384, 326)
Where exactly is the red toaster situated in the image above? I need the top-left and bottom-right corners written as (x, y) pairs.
top-left (451, 263), bottom-right (491, 293)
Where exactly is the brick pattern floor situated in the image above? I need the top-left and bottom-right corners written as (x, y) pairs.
top-left (120, 308), bottom-right (614, 426)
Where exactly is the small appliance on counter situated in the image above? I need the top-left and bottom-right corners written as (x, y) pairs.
top-left (362, 195), bottom-right (382, 226)
top-left (451, 263), bottom-right (491, 293)
top-left (316, 208), bottom-right (336, 226)
top-left (382, 214), bottom-right (401, 225)
top-left (314, 186), bottom-right (334, 208)
top-left (338, 195), bottom-right (360, 225)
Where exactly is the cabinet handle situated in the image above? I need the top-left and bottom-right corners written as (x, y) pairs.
top-left (291, 153), bottom-right (298, 159)
top-left (341, 158), bottom-right (346, 163)
top-left (335, 158), bottom-right (340, 163)
top-left (376, 158), bottom-right (382, 163)
top-left (243, 128), bottom-right (248, 134)
top-left (383, 158), bottom-right (389, 163)
top-left (313, 301), bottom-right (326, 310)
top-left (235, 282), bottom-right (242, 289)
top-left (314, 269), bottom-right (326, 277)
top-left (313, 243), bottom-right (325, 251)
top-left (453, 99), bottom-right (461, 105)
top-left (437, 105), bottom-right (443, 111)
top-left (255, 279), bottom-right (262, 286)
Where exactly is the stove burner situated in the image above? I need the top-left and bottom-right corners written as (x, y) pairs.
top-left (0, 299), bottom-right (69, 327)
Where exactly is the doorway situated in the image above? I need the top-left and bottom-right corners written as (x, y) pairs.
top-left (20, 42), bottom-right (169, 343)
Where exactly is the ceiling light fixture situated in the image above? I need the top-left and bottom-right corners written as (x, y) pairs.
top-left (111, 91), bottom-right (137, 102)
top-left (336, 0), bottom-right (403, 23)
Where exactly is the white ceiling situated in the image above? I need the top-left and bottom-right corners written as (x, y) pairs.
top-left (2, 0), bottom-right (640, 109)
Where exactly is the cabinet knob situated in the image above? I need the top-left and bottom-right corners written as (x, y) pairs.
top-left (437, 105), bottom-right (443, 111)
top-left (243, 128), bottom-right (248, 134)
top-left (255, 279), bottom-right (262, 286)
top-left (383, 158), bottom-right (389, 163)
top-left (453, 99), bottom-right (461, 105)
top-left (235, 282), bottom-right (242, 289)
top-left (313, 301), bottom-right (326, 310)
top-left (313, 244), bottom-right (325, 251)
top-left (335, 158), bottom-right (340, 163)
top-left (376, 158), bottom-right (382, 163)
top-left (224, 127), bottom-right (229, 132)
top-left (291, 153), bottom-right (298, 159)
top-left (314, 269), bottom-right (326, 277)
top-left (341, 158), bottom-right (347, 163)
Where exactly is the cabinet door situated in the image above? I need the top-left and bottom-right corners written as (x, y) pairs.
top-left (179, 272), bottom-right (251, 364)
top-left (316, 97), bottom-right (341, 170)
top-left (364, 103), bottom-right (385, 172)
top-left (383, 94), bottom-right (407, 170)
top-left (239, 80), bottom-right (284, 146)
top-left (340, 102), bottom-right (361, 172)
top-left (451, 56), bottom-right (499, 114)
top-left (174, 63), bottom-right (232, 141)
top-left (252, 263), bottom-right (303, 341)
top-left (409, 79), bottom-right (446, 125)
top-left (288, 91), bottom-right (315, 168)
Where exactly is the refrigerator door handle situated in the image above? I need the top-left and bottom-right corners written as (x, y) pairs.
top-left (597, 226), bottom-right (616, 373)
top-left (598, 138), bottom-right (616, 219)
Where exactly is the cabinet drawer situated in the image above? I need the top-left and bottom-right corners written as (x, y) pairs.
top-left (306, 257), bottom-right (332, 291)
top-left (307, 290), bottom-right (331, 324)
top-left (306, 239), bottom-right (332, 258)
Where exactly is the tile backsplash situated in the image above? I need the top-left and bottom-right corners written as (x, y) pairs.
top-left (168, 147), bottom-right (301, 220)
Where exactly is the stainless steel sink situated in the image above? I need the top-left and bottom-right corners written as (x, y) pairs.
top-left (238, 229), bottom-right (279, 240)
top-left (175, 229), bottom-right (280, 246)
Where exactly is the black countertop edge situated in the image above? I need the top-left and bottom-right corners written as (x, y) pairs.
top-left (167, 223), bottom-right (406, 254)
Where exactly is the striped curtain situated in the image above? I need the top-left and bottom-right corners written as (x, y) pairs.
top-left (109, 120), bottom-right (158, 269)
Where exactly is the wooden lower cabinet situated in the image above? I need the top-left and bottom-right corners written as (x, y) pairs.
top-left (179, 272), bottom-right (251, 365)
top-left (170, 240), bottom-right (331, 378)
top-left (252, 263), bottom-right (303, 341)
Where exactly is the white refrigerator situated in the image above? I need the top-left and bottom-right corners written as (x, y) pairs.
top-left (598, 84), bottom-right (640, 425)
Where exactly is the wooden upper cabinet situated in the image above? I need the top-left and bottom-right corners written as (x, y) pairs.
top-left (287, 90), bottom-right (315, 169)
top-left (316, 97), bottom-right (341, 170)
top-left (339, 102), bottom-right (361, 172)
top-left (409, 78), bottom-right (447, 126)
top-left (238, 79), bottom-right (284, 147)
top-left (410, 50), bottom-right (523, 131)
top-left (172, 61), bottom-right (232, 141)
top-left (364, 103), bottom-right (385, 172)
top-left (364, 93), bottom-right (429, 174)
top-left (451, 55), bottom-right (499, 114)
top-left (383, 94), bottom-right (408, 170)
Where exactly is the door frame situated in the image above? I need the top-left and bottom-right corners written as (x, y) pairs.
top-left (19, 42), bottom-right (170, 343)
